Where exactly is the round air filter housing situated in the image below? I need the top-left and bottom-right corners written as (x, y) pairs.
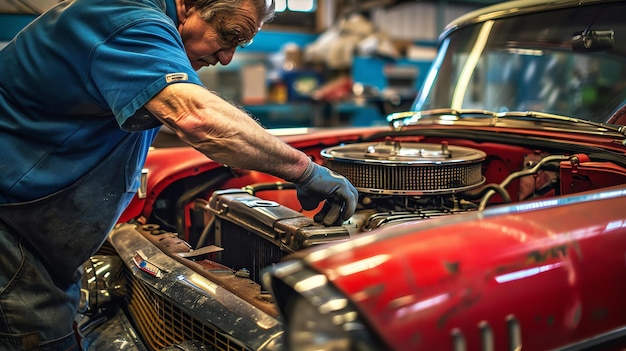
top-left (321, 140), bottom-right (486, 195)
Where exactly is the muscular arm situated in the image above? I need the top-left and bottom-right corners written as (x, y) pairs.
top-left (145, 83), bottom-right (310, 181)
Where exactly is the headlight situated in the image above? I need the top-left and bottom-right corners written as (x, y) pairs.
top-left (263, 262), bottom-right (386, 351)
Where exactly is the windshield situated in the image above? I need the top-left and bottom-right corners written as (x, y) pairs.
top-left (414, 2), bottom-right (626, 124)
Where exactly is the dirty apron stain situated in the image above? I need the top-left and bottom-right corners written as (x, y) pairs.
top-left (0, 133), bottom-right (145, 283)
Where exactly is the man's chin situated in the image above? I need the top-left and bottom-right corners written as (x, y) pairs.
top-left (192, 59), bottom-right (217, 70)
top-left (191, 62), bottom-right (205, 70)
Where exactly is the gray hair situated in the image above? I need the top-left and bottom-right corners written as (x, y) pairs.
top-left (190, 0), bottom-right (275, 24)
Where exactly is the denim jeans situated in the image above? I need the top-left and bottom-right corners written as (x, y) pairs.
top-left (0, 226), bottom-right (81, 351)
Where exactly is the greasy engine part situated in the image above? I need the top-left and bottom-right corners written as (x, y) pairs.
top-left (321, 140), bottom-right (486, 195)
top-left (207, 189), bottom-right (351, 284)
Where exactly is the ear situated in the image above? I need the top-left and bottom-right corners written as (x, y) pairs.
top-left (176, 0), bottom-right (190, 25)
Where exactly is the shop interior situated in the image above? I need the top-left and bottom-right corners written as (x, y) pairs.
top-left (0, 0), bottom-right (505, 128)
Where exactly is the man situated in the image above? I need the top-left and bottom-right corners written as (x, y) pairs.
top-left (0, 0), bottom-right (359, 349)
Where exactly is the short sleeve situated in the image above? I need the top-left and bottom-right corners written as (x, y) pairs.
top-left (90, 20), bottom-right (204, 129)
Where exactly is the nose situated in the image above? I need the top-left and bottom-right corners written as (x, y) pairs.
top-left (217, 47), bottom-right (236, 66)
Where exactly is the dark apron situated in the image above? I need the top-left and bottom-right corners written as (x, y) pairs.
top-left (0, 133), bottom-right (144, 283)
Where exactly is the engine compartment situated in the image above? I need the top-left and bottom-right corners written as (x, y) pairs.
top-left (91, 131), bottom-right (626, 351)
top-left (136, 132), bottom-right (626, 291)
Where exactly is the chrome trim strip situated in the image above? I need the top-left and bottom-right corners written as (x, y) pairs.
top-left (440, 0), bottom-right (619, 41)
top-left (550, 326), bottom-right (626, 351)
top-left (108, 223), bottom-right (283, 351)
top-left (451, 328), bottom-right (467, 351)
top-left (506, 315), bottom-right (522, 351)
top-left (479, 321), bottom-right (494, 351)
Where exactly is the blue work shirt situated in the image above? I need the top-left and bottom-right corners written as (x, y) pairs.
top-left (0, 0), bottom-right (203, 204)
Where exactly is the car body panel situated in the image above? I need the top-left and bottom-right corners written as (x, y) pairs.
top-left (295, 186), bottom-right (626, 350)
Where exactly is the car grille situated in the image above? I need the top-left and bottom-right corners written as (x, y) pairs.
top-left (125, 270), bottom-right (246, 351)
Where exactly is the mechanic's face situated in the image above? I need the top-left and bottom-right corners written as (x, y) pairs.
top-left (178, 3), bottom-right (259, 70)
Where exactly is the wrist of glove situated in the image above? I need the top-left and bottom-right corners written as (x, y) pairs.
top-left (294, 160), bottom-right (359, 226)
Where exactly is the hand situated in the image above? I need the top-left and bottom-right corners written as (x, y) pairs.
top-left (294, 161), bottom-right (359, 226)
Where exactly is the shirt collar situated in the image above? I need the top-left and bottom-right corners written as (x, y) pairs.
top-left (164, 0), bottom-right (178, 27)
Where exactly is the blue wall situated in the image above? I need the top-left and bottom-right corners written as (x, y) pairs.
top-left (242, 30), bottom-right (318, 53)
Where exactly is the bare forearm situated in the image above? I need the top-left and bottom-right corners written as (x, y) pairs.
top-left (146, 83), bottom-right (310, 181)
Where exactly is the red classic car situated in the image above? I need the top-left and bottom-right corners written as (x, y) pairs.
top-left (78, 0), bottom-right (626, 350)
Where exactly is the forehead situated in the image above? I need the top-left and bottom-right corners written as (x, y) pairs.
top-left (217, 2), bottom-right (260, 30)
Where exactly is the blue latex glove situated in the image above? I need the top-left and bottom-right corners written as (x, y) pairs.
top-left (294, 161), bottom-right (359, 226)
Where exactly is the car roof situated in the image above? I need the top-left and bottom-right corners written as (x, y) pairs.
top-left (441, 0), bottom-right (621, 41)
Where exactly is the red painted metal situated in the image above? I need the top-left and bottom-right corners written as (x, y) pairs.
top-left (306, 187), bottom-right (626, 350)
